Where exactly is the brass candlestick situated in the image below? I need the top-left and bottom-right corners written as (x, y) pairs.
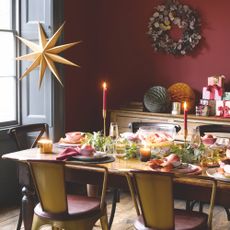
top-left (102, 109), bottom-right (106, 137)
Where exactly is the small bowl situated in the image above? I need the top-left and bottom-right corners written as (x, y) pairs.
top-left (201, 137), bottom-right (217, 145)
top-left (65, 132), bottom-right (82, 143)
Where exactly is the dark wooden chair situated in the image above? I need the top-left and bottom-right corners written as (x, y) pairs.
top-left (27, 160), bottom-right (109, 229)
top-left (8, 123), bottom-right (49, 150)
top-left (8, 123), bottom-right (49, 230)
top-left (126, 171), bottom-right (217, 230)
top-left (197, 124), bottom-right (230, 137)
top-left (129, 122), bottom-right (181, 135)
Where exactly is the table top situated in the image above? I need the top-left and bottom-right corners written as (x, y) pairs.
top-left (2, 146), bottom-right (230, 186)
top-left (1, 147), bottom-right (149, 173)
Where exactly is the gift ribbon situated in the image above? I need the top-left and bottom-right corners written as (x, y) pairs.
top-left (207, 85), bottom-right (223, 99)
top-left (218, 106), bottom-right (224, 116)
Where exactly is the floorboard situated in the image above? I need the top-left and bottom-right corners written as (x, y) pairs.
top-left (0, 191), bottom-right (229, 230)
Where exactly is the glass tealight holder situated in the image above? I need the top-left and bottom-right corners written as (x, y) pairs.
top-left (139, 145), bottom-right (151, 162)
top-left (38, 139), bottom-right (53, 153)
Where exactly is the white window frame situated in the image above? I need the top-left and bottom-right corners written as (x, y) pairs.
top-left (0, 0), bottom-right (19, 128)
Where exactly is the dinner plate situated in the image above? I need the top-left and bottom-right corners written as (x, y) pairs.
top-left (150, 163), bottom-right (202, 175)
top-left (206, 168), bottom-right (230, 181)
top-left (71, 153), bottom-right (107, 162)
top-left (172, 163), bottom-right (202, 175)
top-left (55, 143), bottom-right (80, 148)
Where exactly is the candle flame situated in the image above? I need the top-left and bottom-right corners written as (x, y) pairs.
top-left (184, 101), bottom-right (187, 110)
top-left (102, 82), bottom-right (107, 90)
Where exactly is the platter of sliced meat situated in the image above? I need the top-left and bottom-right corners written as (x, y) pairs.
top-left (147, 153), bottom-right (202, 175)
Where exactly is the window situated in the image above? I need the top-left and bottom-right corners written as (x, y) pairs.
top-left (0, 0), bottom-right (17, 126)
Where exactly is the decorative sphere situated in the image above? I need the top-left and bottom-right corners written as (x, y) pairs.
top-left (168, 83), bottom-right (195, 111)
top-left (144, 86), bottom-right (170, 113)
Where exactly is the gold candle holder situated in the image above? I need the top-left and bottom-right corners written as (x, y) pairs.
top-left (38, 139), bottom-right (53, 153)
top-left (184, 129), bottom-right (188, 144)
top-left (102, 109), bottom-right (106, 137)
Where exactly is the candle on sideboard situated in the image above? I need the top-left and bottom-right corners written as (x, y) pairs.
top-left (38, 139), bottom-right (53, 153)
top-left (183, 101), bottom-right (188, 140)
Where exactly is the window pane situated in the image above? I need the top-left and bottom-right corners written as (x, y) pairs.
top-left (0, 32), bottom-right (15, 76)
top-left (0, 77), bottom-right (16, 122)
top-left (0, 0), bottom-right (12, 29)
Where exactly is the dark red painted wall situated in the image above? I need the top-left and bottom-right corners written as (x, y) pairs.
top-left (64, 0), bottom-right (230, 132)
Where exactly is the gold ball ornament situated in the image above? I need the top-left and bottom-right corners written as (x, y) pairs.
top-left (168, 83), bottom-right (195, 111)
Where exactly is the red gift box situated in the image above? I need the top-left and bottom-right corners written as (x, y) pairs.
top-left (202, 85), bottom-right (223, 100)
top-left (208, 75), bottom-right (225, 88)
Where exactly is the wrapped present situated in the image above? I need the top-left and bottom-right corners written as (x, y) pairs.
top-left (202, 85), bottom-right (223, 100)
top-left (208, 75), bottom-right (225, 87)
top-left (224, 101), bottom-right (230, 118)
top-left (196, 104), bottom-right (209, 116)
top-left (216, 100), bottom-right (224, 116)
top-left (223, 92), bottom-right (230, 100)
top-left (200, 99), bottom-right (216, 116)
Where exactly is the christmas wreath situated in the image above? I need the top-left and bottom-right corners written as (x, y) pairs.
top-left (147, 0), bottom-right (202, 55)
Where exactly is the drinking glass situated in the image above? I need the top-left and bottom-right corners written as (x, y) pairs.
top-left (109, 122), bottom-right (119, 154)
top-left (109, 122), bottom-right (119, 140)
top-left (190, 128), bottom-right (201, 148)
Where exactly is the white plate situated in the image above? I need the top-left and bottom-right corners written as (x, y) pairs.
top-left (172, 163), bottom-right (202, 175)
top-left (206, 168), bottom-right (230, 181)
top-left (56, 143), bottom-right (80, 148)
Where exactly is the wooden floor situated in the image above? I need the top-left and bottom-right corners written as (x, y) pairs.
top-left (0, 191), bottom-right (230, 230)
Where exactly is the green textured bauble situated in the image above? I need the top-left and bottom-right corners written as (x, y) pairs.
top-left (144, 86), bottom-right (170, 113)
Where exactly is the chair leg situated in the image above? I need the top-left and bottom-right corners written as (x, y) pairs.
top-left (108, 188), bottom-right (120, 229)
top-left (199, 202), bottom-right (204, 213)
top-left (224, 207), bottom-right (230, 221)
top-left (100, 207), bottom-right (109, 230)
top-left (16, 206), bottom-right (22, 230)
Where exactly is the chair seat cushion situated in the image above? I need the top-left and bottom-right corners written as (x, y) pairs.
top-left (34, 194), bottom-right (102, 220)
top-left (134, 209), bottom-right (208, 230)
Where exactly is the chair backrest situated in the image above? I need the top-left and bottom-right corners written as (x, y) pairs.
top-left (126, 171), bottom-right (217, 230)
top-left (8, 123), bottom-right (49, 150)
top-left (28, 160), bottom-right (67, 214)
top-left (197, 124), bottom-right (230, 137)
top-left (27, 160), bottom-right (108, 215)
top-left (129, 122), bottom-right (181, 139)
top-left (131, 170), bottom-right (174, 229)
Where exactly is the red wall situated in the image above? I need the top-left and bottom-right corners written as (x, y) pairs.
top-left (64, 0), bottom-right (230, 132)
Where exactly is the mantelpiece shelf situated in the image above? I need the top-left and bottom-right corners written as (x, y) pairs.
top-left (110, 109), bottom-right (230, 141)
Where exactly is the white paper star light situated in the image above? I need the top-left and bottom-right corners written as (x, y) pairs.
top-left (16, 22), bottom-right (81, 88)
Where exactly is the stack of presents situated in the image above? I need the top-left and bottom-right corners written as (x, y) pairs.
top-left (196, 75), bottom-right (230, 117)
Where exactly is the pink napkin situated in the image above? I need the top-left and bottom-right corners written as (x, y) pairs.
top-left (56, 147), bottom-right (80, 160)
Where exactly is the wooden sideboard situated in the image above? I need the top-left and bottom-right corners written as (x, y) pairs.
top-left (110, 109), bottom-right (230, 141)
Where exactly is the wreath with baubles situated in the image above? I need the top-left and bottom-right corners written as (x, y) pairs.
top-left (147, 0), bottom-right (202, 55)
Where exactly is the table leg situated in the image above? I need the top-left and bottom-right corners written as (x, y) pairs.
top-left (109, 188), bottom-right (120, 229)
top-left (21, 186), bottom-right (36, 230)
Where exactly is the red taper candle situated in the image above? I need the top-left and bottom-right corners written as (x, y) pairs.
top-left (102, 82), bottom-right (107, 112)
top-left (183, 101), bottom-right (188, 140)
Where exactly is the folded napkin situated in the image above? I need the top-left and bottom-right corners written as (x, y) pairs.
top-left (56, 147), bottom-right (80, 160)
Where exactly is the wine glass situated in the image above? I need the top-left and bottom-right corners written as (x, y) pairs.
top-left (190, 128), bottom-right (201, 148)
top-left (109, 122), bottom-right (119, 140)
top-left (108, 122), bottom-right (119, 154)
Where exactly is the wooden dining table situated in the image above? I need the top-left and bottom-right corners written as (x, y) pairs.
top-left (2, 146), bottom-right (230, 230)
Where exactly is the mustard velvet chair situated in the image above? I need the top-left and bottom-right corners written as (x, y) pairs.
top-left (126, 171), bottom-right (217, 230)
top-left (27, 160), bottom-right (109, 230)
